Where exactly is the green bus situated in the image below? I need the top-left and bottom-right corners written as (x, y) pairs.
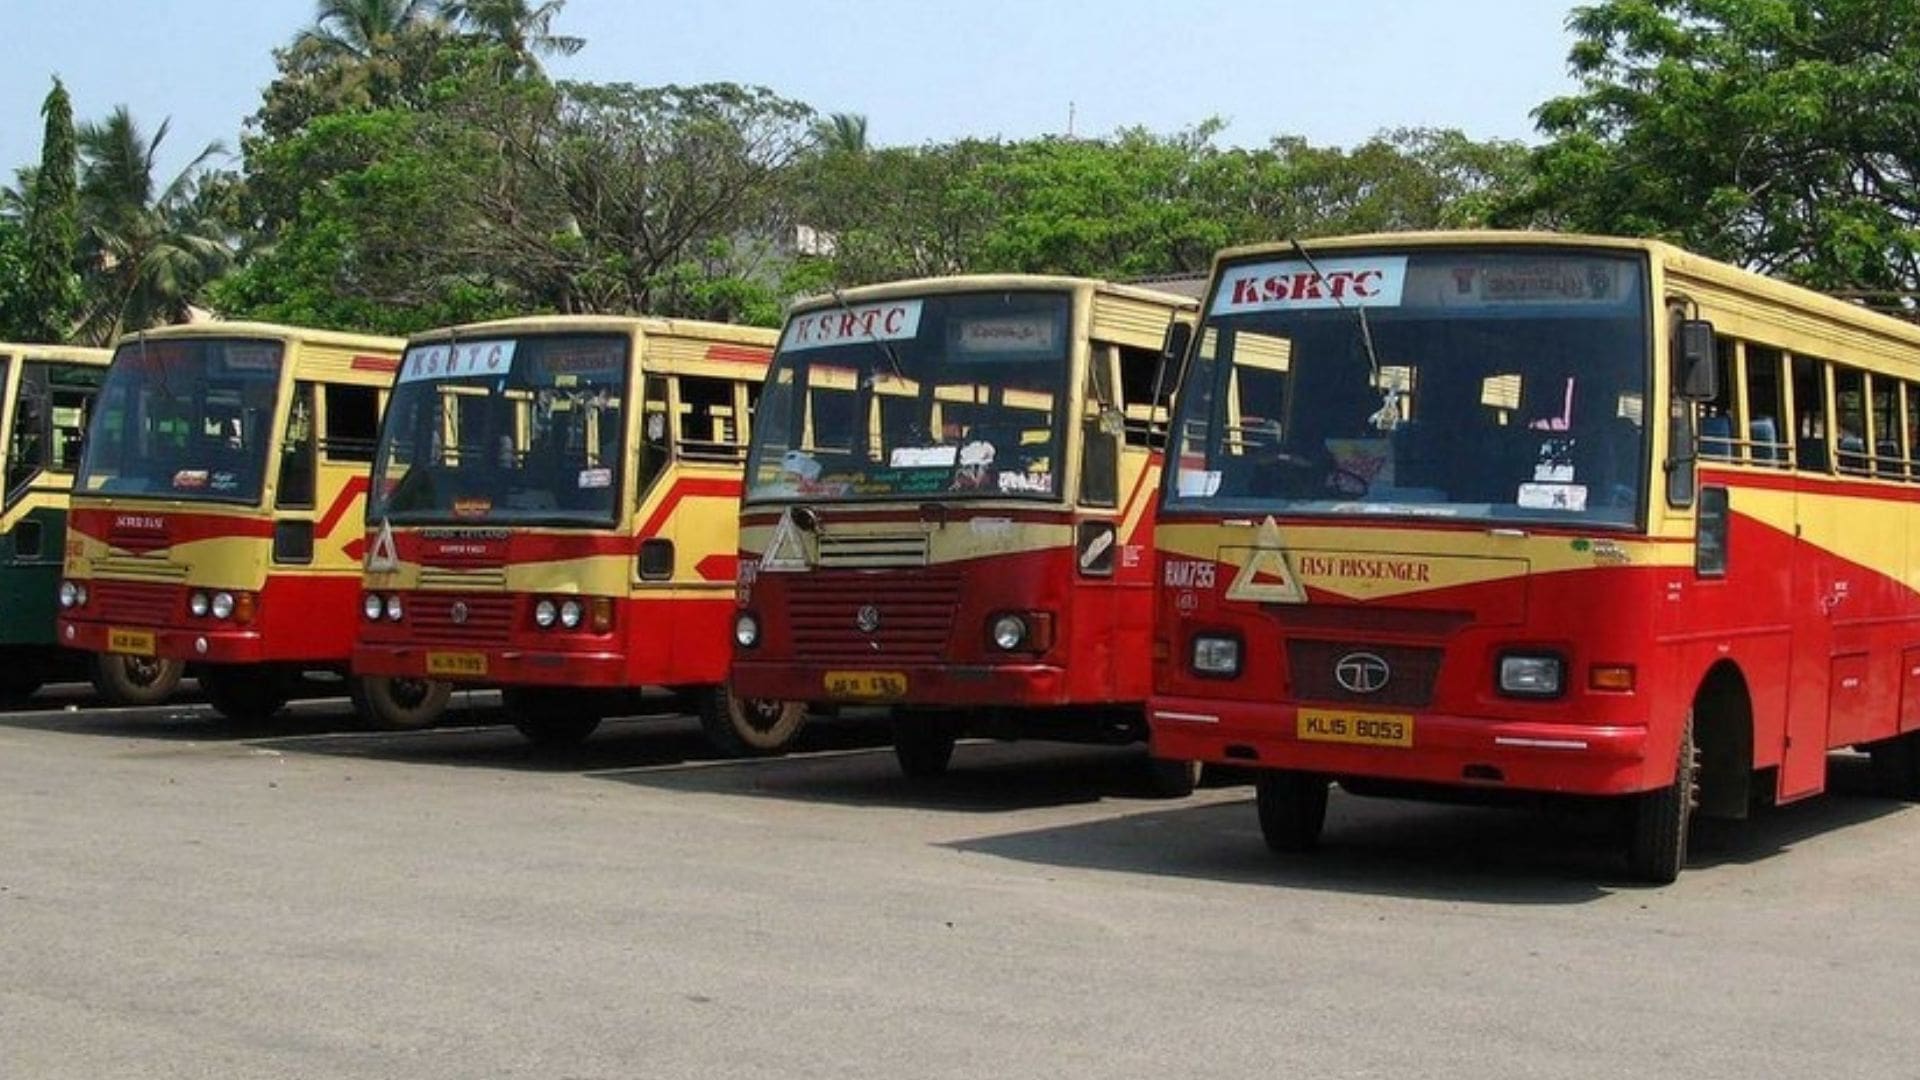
top-left (0, 343), bottom-right (113, 700)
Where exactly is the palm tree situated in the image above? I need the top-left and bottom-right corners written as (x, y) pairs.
top-left (812, 113), bottom-right (870, 156)
top-left (296, 0), bottom-right (438, 59)
top-left (73, 108), bottom-right (232, 344)
top-left (439, 0), bottom-right (584, 64)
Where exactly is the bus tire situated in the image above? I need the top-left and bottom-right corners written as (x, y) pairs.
top-left (1869, 733), bottom-right (1920, 799)
top-left (1143, 755), bottom-right (1201, 799)
top-left (89, 653), bottom-right (184, 707)
top-left (698, 685), bottom-right (806, 757)
top-left (1626, 719), bottom-right (1698, 885)
top-left (201, 671), bottom-right (291, 724)
top-left (503, 688), bottom-right (601, 747)
top-left (1255, 770), bottom-right (1329, 852)
top-left (0, 671), bottom-right (44, 701)
top-left (892, 722), bottom-right (957, 780)
top-left (350, 675), bottom-right (451, 731)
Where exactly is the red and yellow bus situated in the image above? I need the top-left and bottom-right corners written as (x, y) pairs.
top-left (351, 316), bottom-right (784, 749)
top-left (732, 276), bottom-right (1199, 789)
top-left (1152, 231), bottom-right (1920, 881)
top-left (57, 323), bottom-right (404, 718)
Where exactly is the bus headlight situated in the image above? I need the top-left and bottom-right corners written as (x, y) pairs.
top-left (1499, 653), bottom-right (1565, 698)
top-left (734, 612), bottom-right (760, 648)
top-left (558, 600), bottom-right (583, 629)
top-left (534, 599), bottom-right (558, 629)
top-left (210, 592), bottom-right (236, 621)
top-left (385, 594), bottom-right (404, 622)
top-left (1191, 635), bottom-right (1242, 677)
top-left (59, 581), bottom-right (81, 609)
top-left (990, 614), bottom-right (1028, 652)
top-left (363, 593), bottom-right (384, 621)
top-left (190, 592), bottom-right (211, 618)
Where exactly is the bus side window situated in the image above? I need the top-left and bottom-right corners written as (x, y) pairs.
top-left (1117, 344), bottom-right (1170, 449)
top-left (6, 366), bottom-right (48, 493)
top-left (323, 384), bottom-right (380, 463)
top-left (677, 376), bottom-right (741, 462)
top-left (636, 375), bottom-right (670, 496)
top-left (277, 381), bottom-right (317, 509)
top-left (1744, 345), bottom-right (1787, 466)
top-left (1698, 338), bottom-right (1738, 461)
top-left (1081, 343), bottom-right (1119, 508)
top-left (1869, 374), bottom-right (1902, 480)
top-left (1832, 365), bottom-right (1868, 476)
top-left (1907, 382), bottom-right (1920, 482)
top-left (1791, 355), bottom-right (1828, 473)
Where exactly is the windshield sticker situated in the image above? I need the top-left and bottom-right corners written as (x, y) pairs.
top-left (210, 472), bottom-right (239, 493)
top-left (398, 340), bottom-right (519, 384)
top-left (173, 469), bottom-right (209, 491)
top-left (997, 471), bottom-right (1051, 495)
top-left (784, 300), bottom-right (925, 352)
top-left (780, 451), bottom-right (823, 483)
top-left (1518, 483), bottom-right (1588, 512)
top-left (453, 497), bottom-right (494, 519)
top-left (890, 446), bottom-right (959, 469)
top-left (578, 467), bottom-right (612, 490)
top-left (948, 441), bottom-right (996, 492)
top-left (221, 345), bottom-right (281, 372)
top-left (952, 315), bottom-right (1059, 358)
top-left (1177, 469), bottom-right (1223, 498)
top-left (1212, 256), bottom-right (1408, 316)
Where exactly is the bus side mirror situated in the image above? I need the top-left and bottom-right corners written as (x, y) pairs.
top-left (1675, 319), bottom-right (1718, 402)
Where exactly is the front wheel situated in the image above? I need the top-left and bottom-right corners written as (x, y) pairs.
top-left (349, 675), bottom-right (452, 731)
top-left (89, 653), bottom-right (184, 707)
top-left (1869, 731), bottom-right (1920, 799)
top-left (503, 688), bottom-right (602, 747)
top-left (697, 685), bottom-right (806, 756)
top-left (1143, 756), bottom-right (1200, 799)
top-left (1255, 770), bottom-right (1330, 852)
top-left (0, 669), bottom-right (44, 701)
top-left (1625, 719), bottom-right (1697, 885)
top-left (201, 670), bottom-right (292, 724)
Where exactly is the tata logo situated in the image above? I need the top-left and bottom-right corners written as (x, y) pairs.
top-left (449, 601), bottom-right (469, 626)
top-left (1334, 652), bottom-right (1391, 695)
top-left (855, 605), bottom-right (881, 634)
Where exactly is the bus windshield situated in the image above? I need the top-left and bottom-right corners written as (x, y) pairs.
top-left (79, 338), bottom-right (285, 505)
top-left (370, 334), bottom-right (629, 527)
top-left (1166, 250), bottom-right (1651, 528)
top-left (746, 291), bottom-right (1073, 504)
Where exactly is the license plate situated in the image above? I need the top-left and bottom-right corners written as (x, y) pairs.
top-left (1297, 708), bottom-right (1414, 748)
top-left (823, 671), bottom-right (909, 699)
top-left (426, 651), bottom-right (488, 678)
top-left (107, 628), bottom-right (156, 657)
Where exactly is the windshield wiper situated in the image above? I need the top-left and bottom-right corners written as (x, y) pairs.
top-left (828, 286), bottom-right (906, 383)
top-left (1289, 238), bottom-right (1400, 432)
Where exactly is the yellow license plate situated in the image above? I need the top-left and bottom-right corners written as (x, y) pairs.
top-left (1298, 708), bottom-right (1414, 748)
top-left (426, 651), bottom-right (488, 678)
top-left (107, 628), bottom-right (156, 657)
top-left (823, 671), bottom-right (909, 699)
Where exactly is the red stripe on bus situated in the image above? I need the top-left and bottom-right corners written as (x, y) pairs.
top-left (639, 478), bottom-right (743, 539)
top-left (351, 356), bottom-right (399, 373)
top-left (704, 344), bottom-right (773, 365)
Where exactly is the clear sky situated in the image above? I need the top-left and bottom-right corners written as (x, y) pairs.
top-left (2, 0), bottom-right (1580, 182)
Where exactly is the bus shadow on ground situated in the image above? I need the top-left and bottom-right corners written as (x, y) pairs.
top-left (248, 711), bottom-right (897, 775)
top-left (0, 682), bottom-right (416, 742)
top-left (596, 740), bottom-right (1204, 813)
top-left (938, 754), bottom-right (1912, 904)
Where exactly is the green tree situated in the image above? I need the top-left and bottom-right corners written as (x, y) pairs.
top-left (439, 0), bottom-right (583, 67)
top-left (811, 112), bottom-right (869, 156)
top-left (19, 78), bottom-right (82, 343)
top-left (1500, 0), bottom-right (1920, 296)
top-left (297, 0), bottom-right (438, 60)
top-left (73, 108), bottom-right (233, 343)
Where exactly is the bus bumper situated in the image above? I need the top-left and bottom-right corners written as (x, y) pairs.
top-left (58, 618), bottom-right (269, 665)
top-left (1149, 695), bottom-right (1654, 796)
top-left (351, 644), bottom-right (630, 688)
top-left (732, 659), bottom-right (1073, 708)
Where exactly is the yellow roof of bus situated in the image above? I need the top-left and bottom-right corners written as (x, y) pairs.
top-left (790, 273), bottom-right (1199, 314)
top-left (0, 342), bottom-right (112, 367)
top-left (404, 314), bottom-right (778, 350)
top-left (109, 321), bottom-right (405, 354)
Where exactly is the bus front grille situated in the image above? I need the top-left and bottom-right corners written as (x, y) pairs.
top-left (1286, 640), bottom-right (1443, 709)
top-left (91, 580), bottom-right (181, 626)
top-left (816, 532), bottom-right (929, 570)
top-left (408, 593), bottom-right (515, 644)
top-left (786, 571), bottom-right (961, 662)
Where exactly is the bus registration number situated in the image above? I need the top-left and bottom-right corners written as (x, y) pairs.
top-left (107, 628), bottom-right (156, 657)
top-left (824, 671), bottom-right (908, 700)
top-left (1297, 709), bottom-right (1413, 748)
top-left (427, 651), bottom-right (488, 678)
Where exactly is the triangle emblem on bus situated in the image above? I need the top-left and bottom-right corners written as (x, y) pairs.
top-left (1227, 516), bottom-right (1305, 604)
top-left (759, 509), bottom-right (811, 573)
top-left (367, 518), bottom-right (399, 573)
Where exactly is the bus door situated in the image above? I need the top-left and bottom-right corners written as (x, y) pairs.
top-left (1782, 352), bottom-right (1833, 798)
top-left (1073, 342), bottom-right (1126, 694)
